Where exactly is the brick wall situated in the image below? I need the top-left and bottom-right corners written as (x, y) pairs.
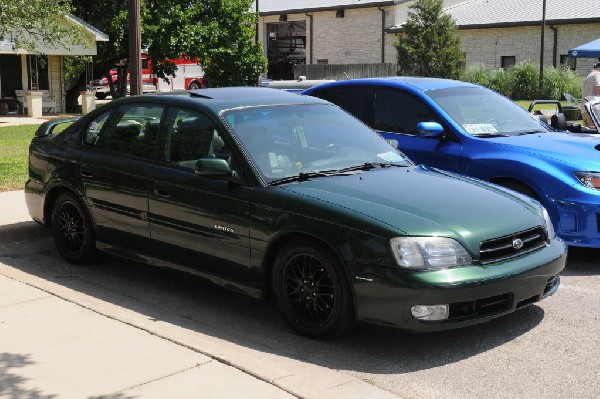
top-left (458, 23), bottom-right (600, 76)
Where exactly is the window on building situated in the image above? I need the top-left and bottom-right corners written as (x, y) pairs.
top-left (560, 55), bottom-right (576, 70)
top-left (501, 56), bottom-right (516, 69)
top-left (317, 59), bottom-right (328, 65)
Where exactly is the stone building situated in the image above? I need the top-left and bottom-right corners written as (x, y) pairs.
top-left (257, 0), bottom-right (600, 79)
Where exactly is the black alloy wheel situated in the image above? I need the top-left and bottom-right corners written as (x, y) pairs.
top-left (273, 239), bottom-right (355, 338)
top-left (51, 192), bottom-right (96, 264)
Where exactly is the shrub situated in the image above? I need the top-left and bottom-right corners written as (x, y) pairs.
top-left (463, 62), bottom-right (582, 101)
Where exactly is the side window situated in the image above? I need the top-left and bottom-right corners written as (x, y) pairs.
top-left (84, 110), bottom-right (112, 145)
top-left (95, 104), bottom-right (165, 159)
top-left (165, 108), bottom-right (229, 170)
top-left (312, 86), bottom-right (374, 122)
top-left (373, 89), bottom-right (441, 135)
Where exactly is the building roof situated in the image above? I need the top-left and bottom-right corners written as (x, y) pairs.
top-left (255, 0), bottom-right (397, 16)
top-left (390, 0), bottom-right (600, 30)
top-left (448, 0), bottom-right (600, 28)
top-left (66, 14), bottom-right (109, 42)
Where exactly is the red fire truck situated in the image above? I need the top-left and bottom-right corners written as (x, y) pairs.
top-left (90, 56), bottom-right (205, 99)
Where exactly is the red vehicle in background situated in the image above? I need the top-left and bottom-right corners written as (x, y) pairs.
top-left (90, 56), bottom-right (205, 99)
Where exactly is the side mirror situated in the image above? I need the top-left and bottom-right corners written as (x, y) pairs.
top-left (195, 158), bottom-right (236, 180)
top-left (416, 121), bottom-right (444, 138)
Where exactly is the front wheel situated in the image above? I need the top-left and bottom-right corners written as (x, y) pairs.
top-left (272, 239), bottom-right (355, 338)
top-left (51, 192), bottom-right (96, 264)
top-left (95, 92), bottom-right (108, 100)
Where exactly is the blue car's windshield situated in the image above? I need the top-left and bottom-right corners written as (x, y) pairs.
top-left (428, 86), bottom-right (550, 136)
top-left (223, 103), bottom-right (412, 182)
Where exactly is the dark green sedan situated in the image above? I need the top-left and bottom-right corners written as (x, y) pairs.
top-left (25, 88), bottom-right (566, 338)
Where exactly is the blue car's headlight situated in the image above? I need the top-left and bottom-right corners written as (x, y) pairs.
top-left (542, 207), bottom-right (555, 241)
top-left (574, 172), bottom-right (600, 190)
top-left (390, 237), bottom-right (472, 270)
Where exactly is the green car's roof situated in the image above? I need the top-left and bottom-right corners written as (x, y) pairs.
top-left (135, 87), bottom-right (328, 113)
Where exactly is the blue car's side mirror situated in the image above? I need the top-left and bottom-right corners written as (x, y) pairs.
top-left (416, 122), bottom-right (444, 138)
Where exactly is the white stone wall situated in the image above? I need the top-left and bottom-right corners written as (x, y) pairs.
top-left (458, 23), bottom-right (600, 76)
top-left (261, 6), bottom-right (396, 66)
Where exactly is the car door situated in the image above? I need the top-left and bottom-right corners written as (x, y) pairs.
top-left (372, 87), bottom-right (463, 172)
top-left (148, 106), bottom-right (252, 281)
top-left (78, 103), bottom-right (165, 248)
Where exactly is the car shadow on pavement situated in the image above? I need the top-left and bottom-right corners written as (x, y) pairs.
top-left (0, 221), bottom-right (563, 376)
top-left (562, 247), bottom-right (600, 277)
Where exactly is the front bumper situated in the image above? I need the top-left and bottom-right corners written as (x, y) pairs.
top-left (549, 188), bottom-right (600, 247)
top-left (352, 237), bottom-right (567, 332)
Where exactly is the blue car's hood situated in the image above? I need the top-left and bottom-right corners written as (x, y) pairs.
top-left (488, 132), bottom-right (600, 169)
top-left (279, 166), bottom-right (544, 252)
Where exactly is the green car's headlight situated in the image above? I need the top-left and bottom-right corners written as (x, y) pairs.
top-left (575, 172), bottom-right (600, 190)
top-left (389, 237), bottom-right (472, 270)
top-left (542, 207), bottom-right (555, 241)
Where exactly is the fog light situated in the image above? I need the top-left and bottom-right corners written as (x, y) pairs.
top-left (411, 304), bottom-right (449, 321)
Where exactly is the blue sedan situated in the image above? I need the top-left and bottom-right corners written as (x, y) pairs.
top-left (304, 77), bottom-right (600, 248)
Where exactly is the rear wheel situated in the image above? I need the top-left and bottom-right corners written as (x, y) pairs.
top-left (272, 239), bottom-right (355, 338)
top-left (51, 192), bottom-right (96, 264)
top-left (95, 92), bottom-right (108, 100)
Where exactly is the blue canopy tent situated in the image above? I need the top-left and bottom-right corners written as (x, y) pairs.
top-left (568, 37), bottom-right (600, 58)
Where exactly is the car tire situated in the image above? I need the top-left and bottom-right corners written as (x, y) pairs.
top-left (501, 181), bottom-right (540, 202)
top-left (188, 81), bottom-right (201, 90)
top-left (95, 92), bottom-right (108, 100)
top-left (272, 239), bottom-right (355, 338)
top-left (51, 192), bottom-right (96, 264)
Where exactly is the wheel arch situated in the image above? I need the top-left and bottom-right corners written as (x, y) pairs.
top-left (488, 176), bottom-right (542, 202)
top-left (43, 184), bottom-right (95, 231)
top-left (260, 231), bottom-right (356, 306)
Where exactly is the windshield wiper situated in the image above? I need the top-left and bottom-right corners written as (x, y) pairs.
top-left (471, 133), bottom-right (510, 138)
top-left (338, 161), bottom-right (409, 173)
top-left (268, 170), bottom-right (344, 186)
top-left (514, 130), bottom-right (547, 135)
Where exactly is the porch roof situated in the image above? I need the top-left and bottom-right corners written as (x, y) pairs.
top-left (0, 13), bottom-right (108, 56)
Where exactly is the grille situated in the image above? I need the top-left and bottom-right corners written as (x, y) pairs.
top-left (480, 227), bottom-right (547, 265)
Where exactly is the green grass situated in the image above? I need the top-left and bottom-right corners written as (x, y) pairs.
top-left (0, 125), bottom-right (38, 191)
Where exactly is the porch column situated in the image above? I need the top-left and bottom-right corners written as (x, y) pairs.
top-left (80, 91), bottom-right (96, 114)
top-left (26, 91), bottom-right (43, 118)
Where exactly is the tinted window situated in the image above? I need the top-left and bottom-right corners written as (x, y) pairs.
top-left (84, 110), bottom-right (113, 145)
top-left (373, 88), bottom-right (441, 134)
top-left (165, 108), bottom-right (229, 170)
top-left (312, 86), bottom-right (375, 121)
top-left (94, 104), bottom-right (164, 159)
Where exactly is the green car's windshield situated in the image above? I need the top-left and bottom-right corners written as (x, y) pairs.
top-left (428, 86), bottom-right (550, 137)
top-left (223, 103), bottom-right (411, 182)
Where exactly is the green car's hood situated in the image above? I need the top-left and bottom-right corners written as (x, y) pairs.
top-left (280, 165), bottom-right (544, 253)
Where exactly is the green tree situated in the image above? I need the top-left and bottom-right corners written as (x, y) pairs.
top-left (0, 0), bottom-right (83, 52)
top-left (395, 0), bottom-right (463, 79)
top-left (65, 0), bottom-right (266, 110)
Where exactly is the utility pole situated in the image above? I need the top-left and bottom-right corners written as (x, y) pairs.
top-left (255, 0), bottom-right (259, 43)
top-left (128, 0), bottom-right (142, 96)
top-left (538, 0), bottom-right (546, 93)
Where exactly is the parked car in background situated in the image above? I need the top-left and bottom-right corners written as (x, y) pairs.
top-left (89, 56), bottom-right (205, 99)
top-left (25, 88), bottom-right (565, 338)
top-left (583, 96), bottom-right (600, 132)
top-left (304, 77), bottom-right (600, 248)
